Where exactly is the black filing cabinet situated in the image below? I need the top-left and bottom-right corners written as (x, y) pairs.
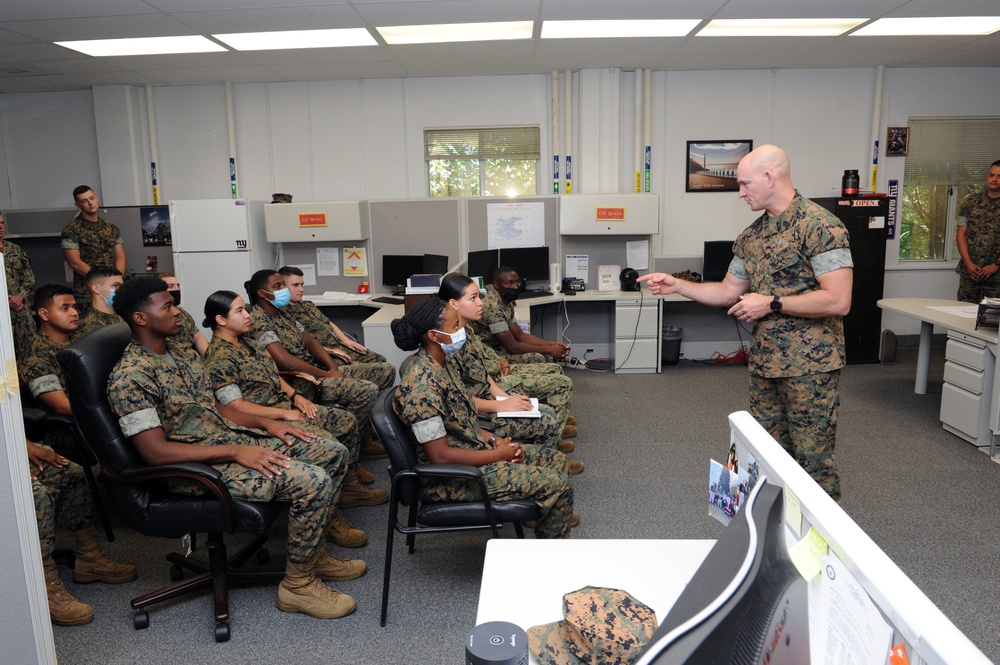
top-left (814, 197), bottom-right (890, 364)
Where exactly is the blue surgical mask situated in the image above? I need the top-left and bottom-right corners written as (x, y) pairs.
top-left (104, 289), bottom-right (116, 308)
top-left (266, 288), bottom-right (291, 308)
top-left (433, 326), bottom-right (467, 355)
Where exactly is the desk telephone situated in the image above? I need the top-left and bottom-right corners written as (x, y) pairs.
top-left (561, 278), bottom-right (585, 293)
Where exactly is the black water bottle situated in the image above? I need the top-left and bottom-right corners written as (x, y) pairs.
top-left (841, 169), bottom-right (860, 196)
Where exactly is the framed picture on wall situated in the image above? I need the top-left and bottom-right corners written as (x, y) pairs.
top-left (686, 140), bottom-right (753, 192)
top-left (886, 127), bottom-right (909, 156)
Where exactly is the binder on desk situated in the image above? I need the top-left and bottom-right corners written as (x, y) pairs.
top-left (975, 298), bottom-right (1000, 329)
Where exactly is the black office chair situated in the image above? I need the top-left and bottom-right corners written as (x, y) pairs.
top-left (370, 386), bottom-right (539, 626)
top-left (57, 323), bottom-right (286, 642)
top-left (22, 403), bottom-right (114, 542)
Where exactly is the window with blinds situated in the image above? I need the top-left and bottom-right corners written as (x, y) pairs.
top-left (425, 126), bottom-right (540, 197)
top-left (899, 117), bottom-right (1000, 262)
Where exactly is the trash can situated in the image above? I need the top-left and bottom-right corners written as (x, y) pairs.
top-left (662, 326), bottom-right (683, 365)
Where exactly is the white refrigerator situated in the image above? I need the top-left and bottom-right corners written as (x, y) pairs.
top-left (170, 199), bottom-right (274, 335)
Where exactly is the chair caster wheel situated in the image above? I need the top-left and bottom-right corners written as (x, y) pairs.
top-left (134, 609), bottom-right (150, 630)
top-left (215, 622), bottom-right (231, 642)
top-left (169, 564), bottom-right (183, 581)
top-left (256, 548), bottom-right (270, 564)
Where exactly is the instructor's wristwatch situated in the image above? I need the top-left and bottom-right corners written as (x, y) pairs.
top-left (770, 295), bottom-right (782, 313)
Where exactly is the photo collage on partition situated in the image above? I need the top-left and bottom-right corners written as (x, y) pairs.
top-left (708, 443), bottom-right (759, 525)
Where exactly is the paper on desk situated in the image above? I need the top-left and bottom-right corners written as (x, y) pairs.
top-left (927, 305), bottom-right (978, 318)
top-left (811, 554), bottom-right (893, 665)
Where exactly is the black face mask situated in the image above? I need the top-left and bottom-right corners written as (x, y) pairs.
top-left (499, 287), bottom-right (520, 303)
top-left (169, 290), bottom-right (181, 306)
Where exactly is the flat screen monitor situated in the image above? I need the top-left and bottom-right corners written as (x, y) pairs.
top-left (422, 253), bottom-right (449, 275)
top-left (467, 249), bottom-right (499, 282)
top-left (382, 254), bottom-right (425, 290)
top-left (635, 478), bottom-right (809, 665)
top-left (498, 246), bottom-right (550, 283)
top-left (703, 241), bottom-right (735, 283)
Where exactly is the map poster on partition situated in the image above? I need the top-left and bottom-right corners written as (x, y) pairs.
top-left (487, 201), bottom-right (545, 249)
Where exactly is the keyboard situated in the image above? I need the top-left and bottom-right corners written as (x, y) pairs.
top-left (370, 296), bottom-right (404, 305)
top-left (517, 290), bottom-right (554, 299)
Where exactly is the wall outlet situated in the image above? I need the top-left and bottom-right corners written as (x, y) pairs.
top-left (586, 348), bottom-right (594, 353)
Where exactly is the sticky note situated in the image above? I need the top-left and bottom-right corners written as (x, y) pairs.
top-left (789, 527), bottom-right (828, 581)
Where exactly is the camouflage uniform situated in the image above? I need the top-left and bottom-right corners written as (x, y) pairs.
top-left (203, 334), bottom-right (361, 463)
top-left (731, 191), bottom-right (852, 499)
top-left (2, 240), bottom-right (36, 358)
top-left (955, 191), bottom-right (1000, 302)
top-left (469, 290), bottom-right (547, 364)
top-left (60, 215), bottom-right (123, 312)
top-left (19, 332), bottom-right (74, 453)
top-left (448, 330), bottom-right (564, 447)
top-left (171, 307), bottom-right (201, 352)
top-left (247, 307), bottom-right (379, 431)
top-left (393, 348), bottom-right (573, 539)
top-left (108, 339), bottom-right (345, 563)
top-left (32, 449), bottom-right (93, 560)
top-left (286, 301), bottom-right (394, 390)
top-left (76, 308), bottom-right (123, 337)
top-left (478, 333), bottom-right (572, 427)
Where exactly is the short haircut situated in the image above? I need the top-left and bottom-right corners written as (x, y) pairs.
top-left (992, 160), bottom-right (1000, 169)
top-left (32, 283), bottom-right (75, 312)
top-left (85, 265), bottom-right (123, 287)
top-left (278, 266), bottom-right (304, 278)
top-left (72, 185), bottom-right (94, 201)
top-left (113, 276), bottom-right (168, 323)
top-left (245, 269), bottom-right (279, 307)
top-left (156, 271), bottom-right (177, 280)
top-left (493, 265), bottom-right (517, 282)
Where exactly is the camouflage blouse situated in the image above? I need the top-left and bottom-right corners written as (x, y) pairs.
top-left (731, 191), bottom-right (852, 378)
top-left (468, 290), bottom-right (514, 352)
top-left (247, 307), bottom-right (311, 362)
top-left (203, 334), bottom-right (285, 409)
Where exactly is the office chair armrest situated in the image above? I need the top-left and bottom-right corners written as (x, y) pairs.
top-left (44, 413), bottom-right (76, 429)
top-left (111, 462), bottom-right (237, 532)
top-left (323, 347), bottom-right (352, 365)
top-left (476, 414), bottom-right (496, 432)
top-left (414, 463), bottom-right (483, 480)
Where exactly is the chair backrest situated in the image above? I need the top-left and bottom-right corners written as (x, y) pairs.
top-left (56, 322), bottom-right (146, 473)
top-left (370, 386), bottom-right (421, 505)
top-left (398, 353), bottom-right (416, 381)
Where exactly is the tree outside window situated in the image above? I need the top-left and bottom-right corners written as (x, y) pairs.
top-left (426, 127), bottom-right (539, 198)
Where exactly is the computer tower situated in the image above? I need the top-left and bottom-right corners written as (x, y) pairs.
top-left (814, 197), bottom-right (890, 364)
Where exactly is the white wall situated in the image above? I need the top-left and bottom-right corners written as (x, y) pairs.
top-left (0, 65), bottom-right (998, 334)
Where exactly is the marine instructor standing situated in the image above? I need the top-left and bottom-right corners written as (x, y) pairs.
top-left (639, 145), bottom-right (853, 500)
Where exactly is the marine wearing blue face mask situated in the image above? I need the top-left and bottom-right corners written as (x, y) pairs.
top-left (264, 287), bottom-right (291, 308)
top-left (433, 326), bottom-right (467, 355)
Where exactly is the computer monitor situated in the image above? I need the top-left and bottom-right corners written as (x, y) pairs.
top-left (634, 478), bottom-right (809, 665)
top-left (467, 249), bottom-right (499, 282)
top-left (703, 241), bottom-right (735, 283)
top-left (422, 253), bottom-right (449, 275)
top-left (498, 246), bottom-right (550, 285)
top-left (382, 254), bottom-right (424, 292)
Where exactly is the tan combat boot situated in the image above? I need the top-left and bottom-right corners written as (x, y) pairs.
top-left (556, 440), bottom-right (575, 453)
top-left (564, 460), bottom-right (585, 475)
top-left (313, 549), bottom-right (367, 582)
top-left (277, 559), bottom-right (356, 619)
top-left (355, 465), bottom-right (375, 485)
top-left (327, 508), bottom-right (368, 548)
top-left (562, 424), bottom-right (578, 439)
top-left (566, 415), bottom-right (576, 426)
top-left (44, 556), bottom-right (94, 626)
top-left (359, 428), bottom-right (388, 460)
top-left (72, 527), bottom-right (138, 584)
top-left (339, 466), bottom-right (389, 508)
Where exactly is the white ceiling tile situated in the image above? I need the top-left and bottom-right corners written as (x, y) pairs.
top-left (539, 0), bottom-right (722, 21)
top-left (3, 14), bottom-right (197, 42)
top-left (169, 7), bottom-right (365, 33)
top-left (0, 0), bottom-right (158, 22)
top-left (352, 0), bottom-right (541, 27)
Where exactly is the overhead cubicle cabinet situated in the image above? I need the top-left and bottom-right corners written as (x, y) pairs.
top-left (558, 194), bottom-right (659, 235)
top-left (264, 201), bottom-right (370, 242)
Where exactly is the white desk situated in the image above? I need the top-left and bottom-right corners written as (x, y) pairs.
top-left (878, 298), bottom-right (999, 453)
top-left (476, 539), bottom-right (716, 665)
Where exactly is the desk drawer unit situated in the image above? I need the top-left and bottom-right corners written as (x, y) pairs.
top-left (614, 299), bottom-right (660, 374)
top-left (940, 332), bottom-right (995, 447)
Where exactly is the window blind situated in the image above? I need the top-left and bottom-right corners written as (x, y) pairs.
top-left (424, 126), bottom-right (540, 160)
top-left (904, 117), bottom-right (1000, 183)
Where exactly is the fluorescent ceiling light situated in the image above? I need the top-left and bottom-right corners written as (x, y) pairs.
top-left (697, 18), bottom-right (868, 37)
top-left (56, 36), bottom-right (225, 57)
top-left (215, 28), bottom-right (376, 51)
top-left (378, 21), bottom-right (533, 44)
top-left (541, 19), bottom-right (700, 39)
top-left (852, 16), bottom-right (1000, 36)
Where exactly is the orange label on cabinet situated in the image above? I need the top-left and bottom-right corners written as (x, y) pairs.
top-left (298, 213), bottom-right (327, 227)
top-left (596, 207), bottom-right (625, 221)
